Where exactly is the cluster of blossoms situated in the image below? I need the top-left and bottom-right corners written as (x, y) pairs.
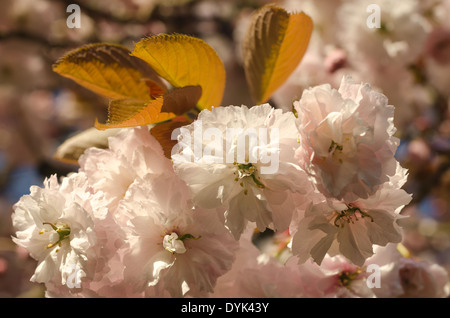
top-left (11, 76), bottom-right (449, 297)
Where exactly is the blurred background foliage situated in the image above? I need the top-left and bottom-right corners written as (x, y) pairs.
top-left (0, 0), bottom-right (449, 297)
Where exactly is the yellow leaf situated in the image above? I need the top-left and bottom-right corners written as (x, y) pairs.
top-left (243, 5), bottom-right (313, 104)
top-left (94, 97), bottom-right (175, 130)
top-left (53, 43), bottom-right (167, 100)
top-left (132, 34), bottom-right (226, 110)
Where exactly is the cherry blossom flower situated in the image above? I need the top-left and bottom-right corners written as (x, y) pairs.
top-left (294, 75), bottom-right (399, 202)
top-left (296, 255), bottom-right (377, 298)
top-left (172, 104), bottom-right (310, 239)
top-left (367, 244), bottom-right (450, 298)
top-left (290, 164), bottom-right (412, 266)
top-left (392, 258), bottom-right (450, 298)
top-left (213, 227), bottom-right (304, 298)
top-left (119, 172), bottom-right (238, 297)
top-left (79, 126), bottom-right (174, 210)
top-left (11, 173), bottom-right (98, 289)
top-left (334, 0), bottom-right (433, 131)
top-left (337, 0), bottom-right (430, 68)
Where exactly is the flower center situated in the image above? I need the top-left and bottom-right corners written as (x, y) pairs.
top-left (233, 162), bottom-right (265, 195)
top-left (328, 140), bottom-right (344, 163)
top-left (162, 232), bottom-right (201, 254)
top-left (41, 222), bottom-right (71, 250)
top-left (338, 267), bottom-right (363, 288)
top-left (328, 140), bottom-right (343, 153)
top-left (333, 205), bottom-right (374, 228)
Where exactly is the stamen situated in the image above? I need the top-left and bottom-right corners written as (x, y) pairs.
top-left (338, 268), bottom-right (362, 287)
top-left (43, 222), bottom-right (71, 250)
top-left (177, 233), bottom-right (201, 242)
top-left (328, 140), bottom-right (343, 153)
top-left (292, 105), bottom-right (298, 118)
top-left (235, 162), bottom-right (265, 190)
top-left (333, 205), bottom-right (374, 228)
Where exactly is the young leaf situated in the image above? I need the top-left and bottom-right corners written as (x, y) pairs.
top-left (54, 127), bottom-right (122, 164)
top-left (94, 97), bottom-right (174, 130)
top-left (53, 43), bottom-right (167, 100)
top-left (161, 86), bottom-right (202, 115)
top-left (242, 5), bottom-right (313, 104)
top-left (132, 34), bottom-right (226, 110)
top-left (94, 86), bottom-right (202, 130)
top-left (150, 116), bottom-right (191, 159)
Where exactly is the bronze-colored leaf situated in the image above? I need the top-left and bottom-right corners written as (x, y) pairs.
top-left (95, 85), bottom-right (202, 130)
top-left (161, 86), bottom-right (202, 115)
top-left (150, 116), bottom-right (191, 159)
top-left (94, 97), bottom-right (175, 130)
top-left (243, 5), bottom-right (313, 104)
